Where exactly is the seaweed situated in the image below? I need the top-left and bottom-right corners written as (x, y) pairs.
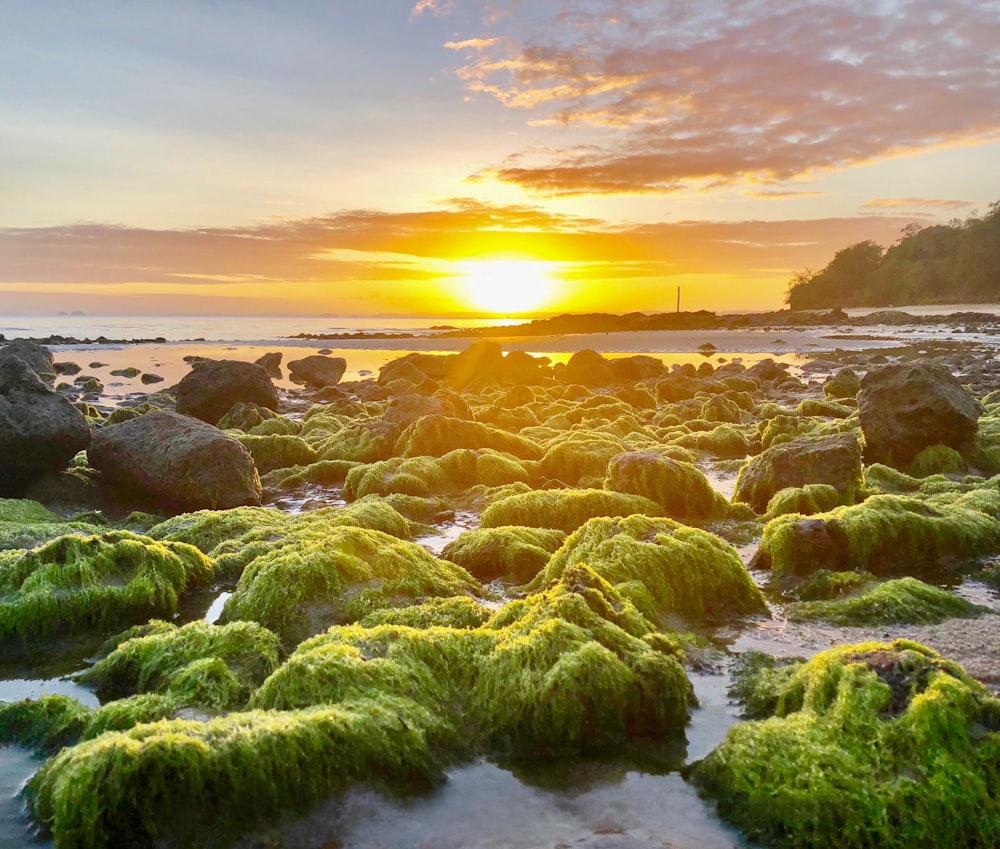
top-left (480, 489), bottom-right (665, 533)
top-left (441, 526), bottom-right (566, 583)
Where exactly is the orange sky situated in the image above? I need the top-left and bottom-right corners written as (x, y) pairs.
top-left (1, 1), bottom-right (997, 316)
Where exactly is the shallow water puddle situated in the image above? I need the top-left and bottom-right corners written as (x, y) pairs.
top-left (412, 510), bottom-right (480, 556)
top-left (0, 747), bottom-right (42, 849)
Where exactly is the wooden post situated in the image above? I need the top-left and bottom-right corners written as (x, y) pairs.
top-left (676, 286), bottom-right (681, 313)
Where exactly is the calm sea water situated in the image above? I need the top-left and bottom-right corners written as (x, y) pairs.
top-left (0, 315), bottom-right (514, 343)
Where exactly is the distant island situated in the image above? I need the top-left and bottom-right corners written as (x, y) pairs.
top-left (787, 201), bottom-right (999, 310)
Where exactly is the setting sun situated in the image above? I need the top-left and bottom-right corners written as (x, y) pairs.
top-left (460, 259), bottom-right (558, 315)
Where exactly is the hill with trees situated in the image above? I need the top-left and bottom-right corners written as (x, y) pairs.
top-left (786, 202), bottom-right (1000, 309)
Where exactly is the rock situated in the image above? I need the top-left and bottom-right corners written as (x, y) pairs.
top-left (110, 367), bottom-right (141, 378)
top-left (175, 360), bottom-right (279, 424)
top-left (500, 350), bottom-right (551, 384)
top-left (287, 355), bottom-right (347, 388)
top-left (606, 451), bottom-right (722, 521)
top-left (88, 411), bottom-right (262, 512)
top-left (609, 355), bottom-right (667, 382)
top-left (53, 361), bottom-right (81, 376)
top-left (0, 340), bottom-right (55, 381)
top-left (217, 401), bottom-right (277, 431)
top-left (743, 358), bottom-right (789, 381)
top-left (445, 341), bottom-right (504, 390)
top-left (565, 349), bottom-right (615, 387)
top-left (859, 362), bottom-right (982, 468)
top-left (383, 393), bottom-right (470, 429)
top-left (734, 433), bottom-right (863, 513)
top-left (0, 357), bottom-right (92, 496)
top-left (254, 351), bottom-right (283, 379)
top-left (141, 373), bottom-right (164, 385)
top-left (824, 367), bottom-right (862, 399)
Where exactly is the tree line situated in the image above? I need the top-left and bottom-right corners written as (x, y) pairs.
top-left (786, 201), bottom-right (1000, 309)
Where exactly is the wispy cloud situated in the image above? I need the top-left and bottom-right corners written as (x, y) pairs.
top-left (447, 0), bottom-right (1000, 194)
top-left (860, 197), bottom-right (979, 210)
top-left (411, 0), bottom-right (456, 20)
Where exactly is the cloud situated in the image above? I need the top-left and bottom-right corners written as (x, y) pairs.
top-left (0, 200), bottom-right (919, 294)
top-left (860, 197), bottom-right (979, 210)
top-left (448, 0), bottom-right (1000, 194)
top-left (411, 0), bottom-right (456, 19)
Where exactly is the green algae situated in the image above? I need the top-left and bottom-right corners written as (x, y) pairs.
top-left (220, 525), bottom-right (481, 645)
top-left (529, 515), bottom-right (766, 624)
top-left (232, 434), bottom-right (318, 474)
top-left (0, 693), bottom-right (91, 754)
top-left (538, 434), bottom-right (623, 486)
top-left (692, 640), bottom-right (1000, 849)
top-left (908, 444), bottom-right (967, 478)
top-left (358, 596), bottom-right (492, 630)
top-left (260, 458), bottom-right (360, 490)
top-left (604, 451), bottom-right (727, 521)
top-left (790, 569), bottom-right (875, 601)
top-left (394, 414), bottom-right (542, 461)
top-left (796, 398), bottom-right (853, 418)
top-left (311, 419), bottom-right (399, 464)
top-left (441, 526), bottom-right (566, 583)
top-left (27, 698), bottom-right (451, 849)
top-left (670, 423), bottom-right (751, 458)
top-left (756, 491), bottom-right (1000, 577)
top-left (785, 576), bottom-right (985, 625)
top-left (0, 498), bottom-right (62, 524)
top-left (80, 620), bottom-right (281, 709)
top-left (0, 531), bottom-right (214, 647)
top-left (764, 484), bottom-right (842, 520)
top-left (480, 489), bottom-right (665, 534)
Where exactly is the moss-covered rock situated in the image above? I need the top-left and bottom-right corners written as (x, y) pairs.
top-left (785, 577), bottom-right (984, 626)
top-left (763, 484), bottom-right (842, 520)
top-left (691, 640), bottom-right (1000, 849)
top-left (441, 526), bottom-right (566, 583)
top-left (0, 531), bottom-right (214, 648)
top-left (754, 491), bottom-right (1000, 577)
top-left (537, 433), bottom-right (623, 486)
top-left (220, 525), bottom-right (480, 645)
top-left (27, 697), bottom-right (451, 849)
top-left (734, 433), bottom-right (863, 514)
top-left (796, 398), bottom-right (854, 418)
top-left (670, 423), bottom-right (751, 458)
top-left (232, 433), bottom-right (318, 474)
top-left (529, 515), bottom-right (766, 623)
top-left (480, 489), bottom-right (665, 533)
top-left (394, 415), bottom-right (542, 461)
top-left (908, 444), bottom-right (967, 478)
top-left (358, 596), bottom-right (492, 630)
top-left (605, 451), bottom-right (726, 521)
top-left (80, 620), bottom-right (281, 709)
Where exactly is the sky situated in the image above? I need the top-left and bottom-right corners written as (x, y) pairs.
top-left (1, 0), bottom-right (998, 317)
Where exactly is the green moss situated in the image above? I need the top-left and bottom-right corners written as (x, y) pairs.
top-left (0, 498), bottom-right (62, 524)
top-left (605, 451), bottom-right (727, 521)
top-left (671, 423), bottom-right (751, 458)
top-left (27, 698), bottom-right (451, 849)
top-left (692, 640), bottom-right (1000, 849)
top-left (727, 651), bottom-right (804, 719)
top-left (358, 596), bottom-right (492, 630)
top-left (394, 415), bottom-right (542, 461)
top-left (260, 458), bottom-right (360, 490)
top-left (480, 489), bottom-right (665, 534)
top-left (0, 532), bottom-right (214, 648)
top-left (909, 444), bottom-right (967, 478)
top-left (474, 565), bottom-right (693, 754)
top-left (355, 492), bottom-right (452, 524)
top-left (764, 484), bottom-right (843, 520)
top-left (232, 434), bottom-right (318, 473)
top-left (757, 492), bottom-right (1000, 577)
top-left (220, 525), bottom-right (480, 645)
top-left (529, 515), bottom-right (766, 623)
top-left (796, 398), bottom-right (853, 418)
top-left (80, 620), bottom-right (281, 709)
top-left (538, 434), bottom-right (623, 486)
top-left (786, 577), bottom-right (985, 626)
top-left (441, 526), bottom-right (566, 583)
top-left (791, 569), bottom-right (875, 601)
top-left (0, 694), bottom-right (91, 754)
top-left (312, 419), bottom-right (399, 464)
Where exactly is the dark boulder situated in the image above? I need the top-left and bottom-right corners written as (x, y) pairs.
top-left (254, 351), bottom-right (283, 379)
top-left (383, 392), bottom-right (471, 429)
top-left (175, 360), bottom-right (278, 425)
top-left (0, 357), bottom-right (91, 495)
top-left (859, 362), bottom-right (982, 468)
top-left (565, 349), bottom-right (615, 387)
top-left (88, 411), bottom-right (262, 512)
top-left (445, 341), bottom-right (504, 390)
top-left (734, 433), bottom-right (863, 514)
top-left (823, 367), bottom-right (862, 399)
top-left (0, 340), bottom-right (55, 381)
top-left (287, 355), bottom-right (347, 388)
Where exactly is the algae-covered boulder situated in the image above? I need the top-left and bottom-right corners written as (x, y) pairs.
top-left (27, 698), bottom-right (451, 849)
top-left (691, 641), bottom-right (1000, 849)
top-left (287, 354), bottom-right (347, 387)
top-left (859, 361), bottom-right (982, 468)
top-left (480, 489), bottom-right (664, 533)
top-left (605, 451), bottom-right (724, 521)
top-left (753, 490), bottom-right (1000, 577)
top-left (733, 433), bottom-right (862, 514)
top-left (475, 565), bottom-right (693, 753)
top-left (823, 367), bottom-right (861, 399)
top-left (80, 620), bottom-right (281, 709)
top-left (175, 359), bottom-right (278, 424)
top-left (395, 414), bottom-right (541, 461)
top-left (538, 433), bottom-right (623, 487)
top-left (0, 531), bottom-right (214, 648)
top-left (531, 515), bottom-right (766, 623)
top-left (445, 340), bottom-right (503, 390)
top-left (89, 411), bottom-right (262, 512)
top-left (221, 525), bottom-right (480, 645)
top-left (441, 526), bottom-right (566, 583)
top-left (785, 576), bottom-right (984, 626)
top-left (0, 356), bottom-right (92, 496)
top-left (763, 484), bottom-right (842, 520)
top-left (565, 349), bottom-right (615, 387)
top-left (232, 433), bottom-right (318, 474)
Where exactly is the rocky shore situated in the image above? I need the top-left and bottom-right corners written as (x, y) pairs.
top-left (1, 331), bottom-right (999, 848)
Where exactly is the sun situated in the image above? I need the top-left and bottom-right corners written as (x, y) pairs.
top-left (460, 259), bottom-right (556, 315)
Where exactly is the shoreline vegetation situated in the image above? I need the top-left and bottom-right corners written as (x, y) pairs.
top-left (1, 305), bottom-right (998, 348)
top-left (1, 323), bottom-right (1000, 848)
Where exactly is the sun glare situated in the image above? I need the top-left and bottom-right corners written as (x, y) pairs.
top-left (460, 259), bottom-right (557, 315)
